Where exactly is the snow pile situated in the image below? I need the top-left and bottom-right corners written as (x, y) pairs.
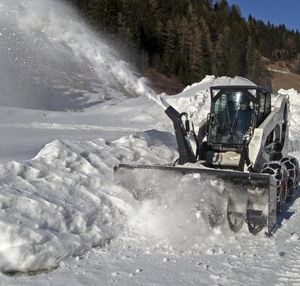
top-left (168, 89), bottom-right (210, 129)
top-left (278, 88), bottom-right (300, 152)
top-left (0, 134), bottom-right (177, 273)
top-left (169, 75), bottom-right (257, 129)
top-left (182, 75), bottom-right (256, 92)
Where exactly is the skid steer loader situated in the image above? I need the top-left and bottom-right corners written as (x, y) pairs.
top-left (114, 81), bottom-right (299, 235)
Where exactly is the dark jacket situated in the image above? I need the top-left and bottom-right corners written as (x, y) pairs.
top-left (236, 106), bottom-right (252, 134)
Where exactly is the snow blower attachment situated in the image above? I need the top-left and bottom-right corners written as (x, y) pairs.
top-left (114, 82), bottom-right (299, 235)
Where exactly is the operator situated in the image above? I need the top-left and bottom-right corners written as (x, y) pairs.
top-left (235, 96), bottom-right (252, 134)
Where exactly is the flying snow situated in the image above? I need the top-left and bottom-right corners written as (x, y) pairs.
top-left (0, 0), bottom-right (164, 111)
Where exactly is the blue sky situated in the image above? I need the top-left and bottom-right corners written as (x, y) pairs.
top-left (226, 0), bottom-right (300, 32)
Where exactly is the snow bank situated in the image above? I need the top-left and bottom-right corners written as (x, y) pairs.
top-left (0, 134), bottom-right (177, 273)
top-left (278, 88), bottom-right (300, 152)
top-left (182, 75), bottom-right (256, 92)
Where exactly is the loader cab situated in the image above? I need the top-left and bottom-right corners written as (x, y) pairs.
top-left (205, 85), bottom-right (271, 169)
top-left (208, 86), bottom-right (256, 147)
top-left (257, 89), bottom-right (271, 125)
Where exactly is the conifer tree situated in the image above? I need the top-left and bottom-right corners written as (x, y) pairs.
top-left (65, 0), bottom-right (300, 86)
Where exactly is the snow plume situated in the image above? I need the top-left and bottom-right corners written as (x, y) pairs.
top-left (136, 78), bottom-right (170, 109)
top-left (115, 168), bottom-right (231, 250)
top-left (0, 0), bottom-right (164, 110)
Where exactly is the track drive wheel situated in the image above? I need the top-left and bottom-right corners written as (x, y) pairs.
top-left (227, 197), bottom-right (245, 232)
top-left (262, 161), bottom-right (288, 213)
top-left (280, 156), bottom-right (299, 201)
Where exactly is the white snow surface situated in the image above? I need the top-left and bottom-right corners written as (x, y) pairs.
top-left (0, 79), bottom-right (211, 273)
top-left (1, 77), bottom-right (300, 286)
top-left (1, 1), bottom-right (300, 285)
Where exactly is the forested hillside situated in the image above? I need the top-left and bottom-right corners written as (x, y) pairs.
top-left (66, 0), bottom-right (300, 90)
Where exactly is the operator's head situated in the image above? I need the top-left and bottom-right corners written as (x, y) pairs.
top-left (239, 95), bottom-right (250, 111)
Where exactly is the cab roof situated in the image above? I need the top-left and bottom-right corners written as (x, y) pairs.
top-left (210, 76), bottom-right (257, 88)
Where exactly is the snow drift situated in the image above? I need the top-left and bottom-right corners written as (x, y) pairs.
top-left (0, 134), bottom-right (177, 272)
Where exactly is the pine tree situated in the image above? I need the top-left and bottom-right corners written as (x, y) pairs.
top-left (66, 0), bottom-right (300, 85)
top-left (198, 17), bottom-right (214, 78)
top-left (285, 37), bottom-right (297, 59)
top-left (161, 19), bottom-right (178, 76)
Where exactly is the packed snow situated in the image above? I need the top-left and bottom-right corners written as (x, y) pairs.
top-left (1, 0), bottom-right (300, 285)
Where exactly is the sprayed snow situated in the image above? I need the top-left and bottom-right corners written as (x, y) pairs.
top-left (136, 78), bottom-right (170, 110)
top-left (0, 0), bottom-right (164, 111)
top-left (13, 0), bottom-right (166, 111)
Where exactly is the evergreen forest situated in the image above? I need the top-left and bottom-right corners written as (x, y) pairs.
top-left (65, 0), bottom-right (300, 90)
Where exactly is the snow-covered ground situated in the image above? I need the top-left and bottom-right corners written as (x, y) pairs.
top-left (1, 75), bottom-right (300, 286)
top-left (1, 0), bottom-right (300, 285)
top-left (0, 80), bottom-right (299, 286)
